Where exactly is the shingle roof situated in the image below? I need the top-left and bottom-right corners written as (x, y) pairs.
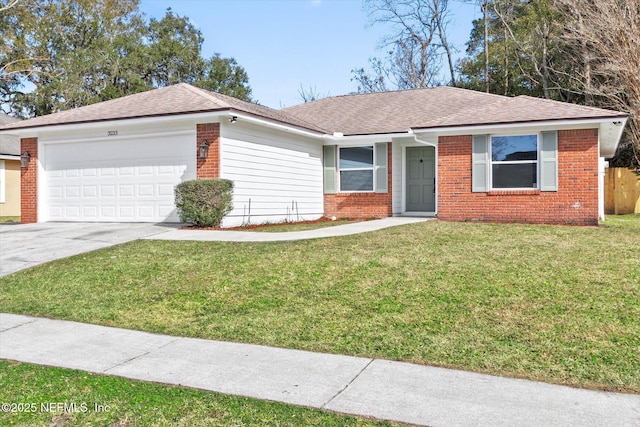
top-left (0, 114), bottom-right (20, 156)
top-left (283, 87), bottom-right (627, 135)
top-left (0, 84), bottom-right (627, 138)
top-left (0, 83), bottom-right (326, 133)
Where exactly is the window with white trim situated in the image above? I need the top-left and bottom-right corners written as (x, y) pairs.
top-left (490, 134), bottom-right (538, 189)
top-left (339, 146), bottom-right (374, 192)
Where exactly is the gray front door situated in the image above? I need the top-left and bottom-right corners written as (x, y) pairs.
top-left (406, 146), bottom-right (435, 212)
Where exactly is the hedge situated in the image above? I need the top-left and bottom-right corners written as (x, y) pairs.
top-left (174, 179), bottom-right (234, 227)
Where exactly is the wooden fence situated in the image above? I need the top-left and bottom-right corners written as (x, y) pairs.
top-left (605, 167), bottom-right (640, 215)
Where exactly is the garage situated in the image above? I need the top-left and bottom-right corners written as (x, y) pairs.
top-left (1, 83), bottom-right (329, 225)
top-left (44, 132), bottom-right (195, 222)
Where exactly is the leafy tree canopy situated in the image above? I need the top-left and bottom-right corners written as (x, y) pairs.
top-left (0, 0), bottom-right (252, 117)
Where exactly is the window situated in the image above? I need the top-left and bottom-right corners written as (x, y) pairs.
top-left (490, 134), bottom-right (538, 189)
top-left (472, 132), bottom-right (557, 193)
top-left (339, 146), bottom-right (374, 192)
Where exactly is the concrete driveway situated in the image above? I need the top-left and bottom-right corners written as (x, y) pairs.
top-left (0, 222), bottom-right (178, 277)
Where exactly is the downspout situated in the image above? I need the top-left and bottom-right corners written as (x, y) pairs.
top-left (599, 157), bottom-right (607, 221)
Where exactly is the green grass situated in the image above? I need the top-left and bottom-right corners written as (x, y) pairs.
top-left (0, 361), bottom-right (398, 427)
top-left (1, 217), bottom-right (639, 393)
top-left (0, 216), bottom-right (20, 224)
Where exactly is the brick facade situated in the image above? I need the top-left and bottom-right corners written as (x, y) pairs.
top-left (324, 142), bottom-right (393, 219)
top-left (20, 137), bottom-right (38, 224)
top-left (437, 129), bottom-right (600, 225)
top-left (196, 123), bottom-right (220, 178)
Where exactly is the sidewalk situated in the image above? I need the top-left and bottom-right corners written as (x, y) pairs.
top-left (1, 314), bottom-right (638, 427)
top-left (145, 217), bottom-right (432, 242)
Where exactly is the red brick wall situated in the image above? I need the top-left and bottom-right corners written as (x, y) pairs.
top-left (20, 137), bottom-right (38, 224)
top-left (196, 123), bottom-right (220, 178)
top-left (324, 142), bottom-right (393, 219)
top-left (437, 129), bottom-right (600, 225)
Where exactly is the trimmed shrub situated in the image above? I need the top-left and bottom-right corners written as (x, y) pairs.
top-left (174, 179), bottom-right (234, 227)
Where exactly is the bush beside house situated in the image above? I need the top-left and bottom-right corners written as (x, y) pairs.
top-left (175, 179), bottom-right (234, 227)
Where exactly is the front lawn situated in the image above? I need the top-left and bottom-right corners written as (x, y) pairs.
top-left (0, 361), bottom-right (397, 427)
top-left (0, 217), bottom-right (638, 393)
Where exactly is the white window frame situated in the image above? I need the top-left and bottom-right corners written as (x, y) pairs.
top-left (0, 160), bottom-right (5, 203)
top-left (489, 133), bottom-right (540, 191)
top-left (338, 145), bottom-right (375, 193)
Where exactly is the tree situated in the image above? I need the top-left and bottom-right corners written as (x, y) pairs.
top-left (554, 0), bottom-right (640, 168)
top-left (143, 8), bottom-right (204, 88)
top-left (458, 0), bottom-right (565, 100)
top-left (194, 54), bottom-right (252, 102)
top-left (1, 1), bottom-right (253, 117)
top-left (2, 0), bottom-right (148, 116)
top-left (352, 0), bottom-right (455, 93)
top-left (297, 84), bottom-right (329, 103)
top-left (351, 57), bottom-right (392, 93)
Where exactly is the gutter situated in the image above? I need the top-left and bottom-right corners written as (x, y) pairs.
top-left (225, 111), bottom-right (325, 139)
top-left (411, 116), bottom-right (629, 135)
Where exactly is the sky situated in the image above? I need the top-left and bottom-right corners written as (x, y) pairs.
top-left (139, 0), bottom-right (482, 109)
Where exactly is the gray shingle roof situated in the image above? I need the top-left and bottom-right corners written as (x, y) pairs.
top-left (0, 83), bottom-right (327, 133)
top-left (0, 84), bottom-right (627, 138)
top-left (283, 87), bottom-right (627, 135)
top-left (0, 114), bottom-right (20, 156)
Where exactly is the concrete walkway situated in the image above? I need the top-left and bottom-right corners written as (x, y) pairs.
top-left (145, 217), bottom-right (433, 242)
top-left (0, 222), bottom-right (177, 277)
top-left (1, 314), bottom-right (638, 427)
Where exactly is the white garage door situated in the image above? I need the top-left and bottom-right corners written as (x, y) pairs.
top-left (45, 133), bottom-right (195, 222)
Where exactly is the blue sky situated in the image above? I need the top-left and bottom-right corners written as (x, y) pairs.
top-left (139, 0), bottom-right (481, 108)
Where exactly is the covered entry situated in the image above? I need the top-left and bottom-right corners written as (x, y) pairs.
top-left (405, 146), bottom-right (435, 212)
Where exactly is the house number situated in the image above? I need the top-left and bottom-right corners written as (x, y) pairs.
top-left (108, 131), bottom-right (118, 136)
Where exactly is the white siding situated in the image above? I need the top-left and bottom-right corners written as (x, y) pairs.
top-left (220, 122), bottom-right (323, 227)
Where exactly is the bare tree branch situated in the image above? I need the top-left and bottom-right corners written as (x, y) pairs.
top-left (0, 0), bottom-right (20, 13)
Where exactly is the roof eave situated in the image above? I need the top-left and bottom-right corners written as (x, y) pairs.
top-left (0, 108), bottom-right (235, 134)
top-left (225, 110), bottom-right (328, 136)
top-left (412, 115), bottom-right (629, 158)
top-left (0, 108), bottom-right (328, 139)
top-left (411, 115), bottom-right (629, 134)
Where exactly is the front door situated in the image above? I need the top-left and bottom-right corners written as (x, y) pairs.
top-left (406, 146), bottom-right (435, 212)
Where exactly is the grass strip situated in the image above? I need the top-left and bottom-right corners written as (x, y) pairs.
top-left (0, 360), bottom-right (399, 426)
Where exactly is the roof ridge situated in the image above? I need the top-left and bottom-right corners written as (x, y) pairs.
top-left (415, 95), bottom-right (511, 128)
top-left (190, 85), bottom-right (332, 133)
top-left (179, 83), bottom-right (228, 108)
top-left (282, 86), bottom-right (508, 110)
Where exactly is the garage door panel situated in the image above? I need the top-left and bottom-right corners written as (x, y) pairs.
top-left (44, 135), bottom-right (195, 222)
top-left (118, 185), bottom-right (135, 197)
top-left (65, 186), bottom-right (80, 198)
top-left (82, 206), bottom-right (98, 217)
top-left (101, 206), bottom-right (116, 218)
top-left (101, 185), bottom-right (116, 197)
top-left (82, 186), bottom-right (98, 197)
